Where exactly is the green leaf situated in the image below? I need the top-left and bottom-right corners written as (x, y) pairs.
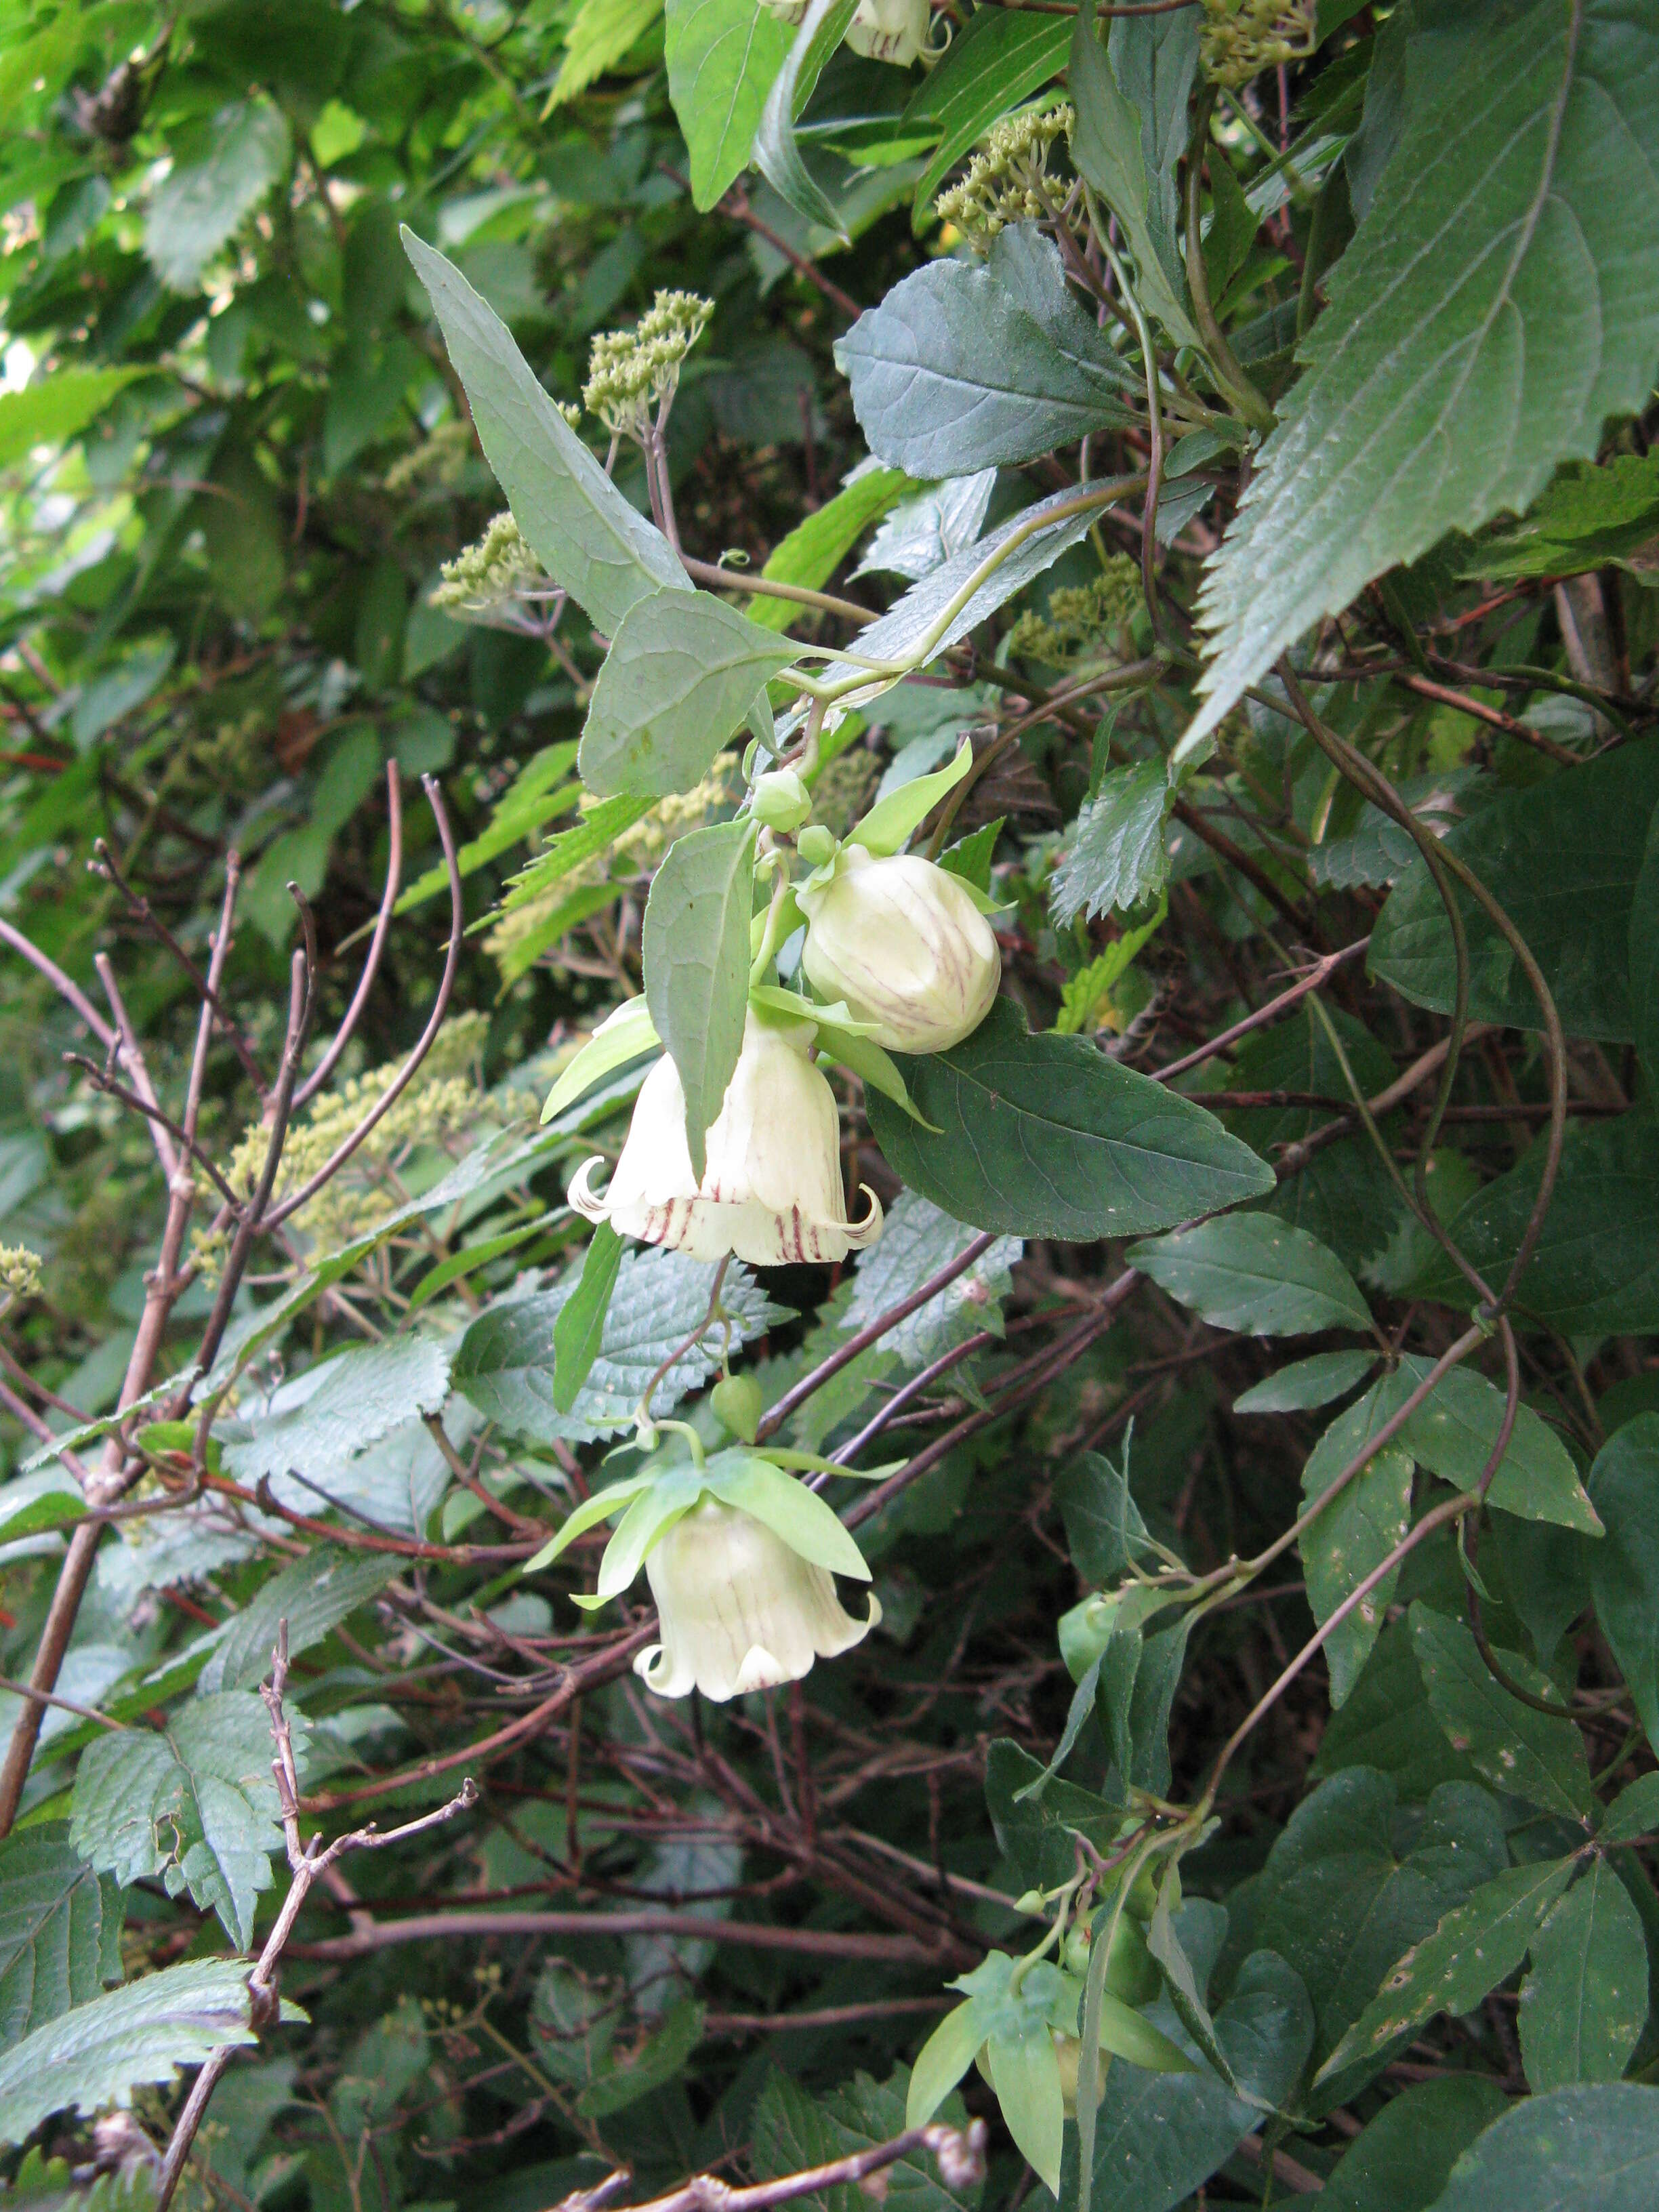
top-left (1419, 2085), bottom-right (1659, 2212)
top-left (1068, 2), bottom-right (1198, 349)
top-left (1233, 1350), bottom-right (1376, 1414)
top-left (1370, 740), bottom-right (1659, 1043)
top-left (850, 735), bottom-right (976, 856)
top-left (198, 1551), bottom-right (401, 1696)
top-left (1589, 1416), bottom-right (1659, 1746)
top-left (221, 1334), bottom-right (451, 1490)
top-left (1250, 1770), bottom-right (1509, 2081)
top-left (396, 742), bottom-right (578, 913)
top-left (544, 998), bottom-right (661, 1124)
top-left (822, 2065), bottom-right (985, 2212)
top-left (1410, 1602), bottom-right (1594, 1818)
top-left (403, 233), bottom-right (689, 634)
top-left (988, 2024), bottom-right (1065, 2196)
top-left (703, 1453), bottom-right (872, 1579)
top-left (1603, 1771), bottom-right (1659, 1847)
top-left (70, 1694), bottom-right (299, 1947)
top-left (1056, 1449), bottom-right (1156, 1586)
top-left (985, 1740), bottom-right (1123, 1895)
top-left (905, 9), bottom-right (1072, 213)
top-left (145, 100), bottom-right (291, 290)
top-left (0, 1960), bottom-right (266, 2146)
top-left (1519, 1858), bottom-right (1647, 2090)
top-left (1297, 1385), bottom-right (1416, 1704)
top-left (579, 590), bottom-right (796, 797)
top-left (411, 1218), bottom-right (555, 1311)
top-left (837, 226), bottom-right (1133, 477)
top-left (741, 466), bottom-right (908, 632)
top-left (1315, 1855), bottom-right (1578, 2088)
top-left (1461, 450), bottom-right (1659, 580)
top-left (1132, 1216), bottom-right (1372, 1336)
top-left (578, 1994), bottom-right (704, 2115)
top-left (1182, 0), bottom-right (1659, 754)
top-left (665, 0), bottom-right (794, 209)
top-left (0, 1469), bottom-right (87, 1547)
top-left (0, 1826), bottom-right (122, 2053)
top-left (1049, 758), bottom-right (1172, 928)
top-left (753, 0), bottom-right (859, 237)
top-left (503, 792), bottom-right (657, 919)
top-left (1630, 809), bottom-right (1659, 1093)
top-left (1318, 2077), bottom-right (1511, 2212)
top-left (549, 0), bottom-right (663, 106)
top-left (0, 369), bottom-right (146, 472)
top-left (1380, 1357), bottom-right (1600, 1534)
top-left (453, 1248), bottom-right (787, 1445)
top-left (866, 998), bottom-right (1273, 1240)
top-left (552, 1223), bottom-right (625, 1414)
top-left (1414, 1110), bottom-right (1659, 1334)
top-left (907, 2001), bottom-right (985, 2127)
top-left (642, 816), bottom-right (756, 1175)
top-left (1310, 1620), bottom-right (1483, 1803)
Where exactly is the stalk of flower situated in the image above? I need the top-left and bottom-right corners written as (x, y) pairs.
top-left (569, 1008), bottom-right (882, 1266)
top-left (525, 1429), bottom-right (882, 1702)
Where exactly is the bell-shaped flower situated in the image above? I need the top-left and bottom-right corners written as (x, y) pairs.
top-left (637, 1494), bottom-right (881, 1701)
top-left (846, 0), bottom-right (930, 64)
top-left (798, 846), bottom-right (1000, 1054)
top-left (570, 1010), bottom-right (882, 1265)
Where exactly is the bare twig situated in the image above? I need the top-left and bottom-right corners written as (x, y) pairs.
top-left (292, 763), bottom-right (405, 1108)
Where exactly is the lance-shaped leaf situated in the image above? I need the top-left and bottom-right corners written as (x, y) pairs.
top-left (1519, 1858), bottom-right (1648, 2091)
top-left (403, 232), bottom-right (689, 635)
top-left (544, 996), bottom-right (661, 1124)
top-left (642, 817), bottom-right (757, 1180)
top-left (580, 590), bottom-right (797, 797)
top-left (1068, 1), bottom-right (1197, 348)
top-left (665, 0), bottom-right (794, 211)
top-left (1179, 0), bottom-right (1659, 756)
top-left (752, 0), bottom-right (857, 237)
top-left (553, 1223), bottom-right (626, 1414)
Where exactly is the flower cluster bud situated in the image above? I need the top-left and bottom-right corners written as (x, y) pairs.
top-left (636, 1495), bottom-right (881, 1700)
top-left (570, 1010), bottom-right (882, 1265)
top-left (935, 104), bottom-right (1074, 249)
top-left (797, 844), bottom-right (1000, 1054)
top-left (751, 766), bottom-right (811, 834)
top-left (0, 1244), bottom-right (41, 1300)
top-left (583, 290), bottom-right (714, 439)
top-left (1200, 0), bottom-right (1317, 87)
top-left (430, 512), bottom-right (547, 620)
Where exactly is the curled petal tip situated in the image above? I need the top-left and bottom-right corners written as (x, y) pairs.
top-left (568, 1155), bottom-right (611, 1225)
top-left (845, 1184), bottom-right (884, 1250)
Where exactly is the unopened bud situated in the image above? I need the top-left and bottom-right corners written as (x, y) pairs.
top-left (711, 1372), bottom-right (764, 1444)
top-left (797, 825), bottom-right (839, 868)
top-left (752, 769), bottom-right (811, 834)
top-left (798, 846), bottom-right (1000, 1054)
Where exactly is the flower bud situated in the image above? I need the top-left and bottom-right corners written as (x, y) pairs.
top-left (636, 1495), bottom-right (881, 1700)
top-left (798, 846), bottom-right (1000, 1054)
top-left (752, 768), bottom-right (811, 833)
top-left (1058, 1591), bottom-right (1120, 1683)
top-left (846, 0), bottom-right (929, 64)
top-left (796, 824), bottom-right (838, 868)
top-left (711, 1372), bottom-right (764, 1443)
top-left (570, 1010), bottom-right (882, 1266)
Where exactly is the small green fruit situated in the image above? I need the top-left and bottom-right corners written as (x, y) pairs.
top-left (710, 1373), bottom-right (764, 1444)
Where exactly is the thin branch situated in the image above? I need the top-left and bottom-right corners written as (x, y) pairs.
top-left (292, 763), bottom-right (404, 1108)
top-left (0, 918), bottom-right (115, 1047)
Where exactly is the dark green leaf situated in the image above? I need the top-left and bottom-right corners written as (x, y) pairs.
top-left (1589, 1416), bottom-right (1659, 1745)
top-left (642, 816), bottom-right (756, 1176)
top-left (1067, 2), bottom-right (1196, 348)
top-left (1378, 1357), bottom-right (1599, 1533)
top-left (1056, 1449), bottom-right (1155, 1586)
top-left (579, 590), bottom-right (796, 796)
top-left (1050, 758), bottom-right (1172, 928)
top-left (1311, 1621), bottom-right (1483, 1801)
top-left (199, 1550), bottom-right (401, 1696)
top-left (1370, 741), bottom-right (1659, 1043)
top-left (552, 1223), bottom-right (625, 1414)
top-left (1420, 2085), bottom-right (1659, 2212)
top-left (1319, 2076), bottom-right (1511, 2212)
top-left (1183, 0), bottom-right (1659, 752)
top-left (1298, 1385), bottom-right (1416, 1704)
top-left (1630, 811), bottom-right (1659, 1092)
top-left (1233, 1350), bottom-right (1376, 1414)
top-left (146, 101), bottom-right (291, 290)
top-left (867, 998), bottom-right (1273, 1239)
top-left (1460, 451), bottom-right (1659, 580)
top-left (1603, 1771), bottom-right (1659, 1847)
top-left (1519, 1858), bottom-right (1647, 2089)
top-left (836, 226), bottom-right (1133, 476)
top-left (985, 1739), bottom-right (1122, 1894)
top-left (1132, 1215), bottom-right (1372, 1336)
top-left (1410, 1602), bottom-right (1594, 1818)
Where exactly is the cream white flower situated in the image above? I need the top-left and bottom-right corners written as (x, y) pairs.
top-left (798, 846), bottom-right (1000, 1053)
top-left (636, 1495), bottom-right (881, 1700)
top-left (846, 0), bottom-right (930, 64)
top-left (569, 1010), bottom-right (882, 1265)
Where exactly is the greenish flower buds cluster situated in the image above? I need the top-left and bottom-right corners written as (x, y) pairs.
top-left (1200, 0), bottom-right (1317, 87)
top-left (583, 289), bottom-right (714, 440)
top-left (1008, 556), bottom-right (1143, 663)
top-left (935, 104), bottom-right (1073, 249)
top-left (0, 1244), bottom-right (41, 1300)
top-left (430, 512), bottom-right (547, 619)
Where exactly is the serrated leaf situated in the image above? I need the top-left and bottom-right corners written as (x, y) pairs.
top-left (1049, 758), bottom-right (1172, 928)
top-left (1460, 450), bottom-right (1659, 579)
top-left (1182, 0), bottom-right (1659, 754)
top-left (0, 1959), bottom-right (265, 2146)
top-left (198, 1550), bottom-right (401, 1696)
top-left (145, 101), bottom-right (290, 290)
top-left (548, 0), bottom-right (662, 106)
top-left (580, 590), bottom-right (796, 797)
top-left (0, 1826), bottom-right (122, 2053)
top-left (70, 1694), bottom-right (299, 1947)
top-left (1315, 1855), bottom-right (1577, 2087)
top-left (1233, 1350), bottom-right (1377, 1414)
top-left (1297, 1383), bottom-right (1415, 1704)
top-left (837, 226), bottom-right (1133, 477)
top-left (1131, 1215), bottom-right (1372, 1336)
top-left (404, 233), bottom-right (689, 634)
top-left (1410, 1601), bottom-right (1594, 1818)
top-left (1418, 2085), bottom-right (1659, 2212)
top-left (666, 0), bottom-right (793, 209)
top-left (842, 1187), bottom-right (1019, 1369)
top-left (905, 9), bottom-right (1071, 213)
top-left (1519, 1858), bottom-right (1647, 2090)
top-left (642, 817), bottom-right (756, 1175)
top-left (867, 998), bottom-right (1273, 1240)
top-left (221, 1334), bottom-right (451, 1490)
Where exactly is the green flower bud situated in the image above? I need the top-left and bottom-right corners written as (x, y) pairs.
top-left (1058, 1591), bottom-right (1120, 1683)
top-left (711, 1372), bottom-right (764, 1444)
top-left (752, 769), bottom-right (811, 834)
top-left (796, 825), bottom-right (839, 869)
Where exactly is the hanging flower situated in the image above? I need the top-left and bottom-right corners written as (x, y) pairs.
top-left (570, 1012), bottom-right (882, 1265)
top-left (798, 846), bottom-right (1000, 1054)
top-left (638, 1495), bottom-right (880, 1700)
top-left (846, 0), bottom-right (930, 64)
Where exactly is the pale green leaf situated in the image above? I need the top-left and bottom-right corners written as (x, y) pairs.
top-left (665, 0), bottom-right (794, 209)
top-left (0, 1826), bottom-right (122, 2053)
top-left (579, 591), bottom-right (796, 797)
top-left (145, 101), bottom-right (291, 290)
top-left (642, 817), bottom-right (756, 1176)
top-left (543, 998), bottom-right (661, 1123)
